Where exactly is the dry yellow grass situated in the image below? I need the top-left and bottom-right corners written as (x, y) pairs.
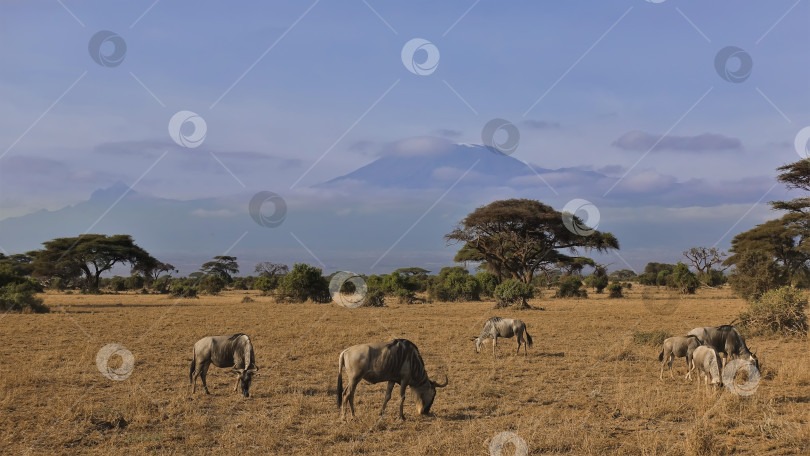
top-left (1, 286), bottom-right (808, 455)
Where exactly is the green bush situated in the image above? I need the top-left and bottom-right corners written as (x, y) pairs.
top-left (170, 280), bottom-right (197, 298)
top-left (701, 269), bottom-right (727, 287)
top-left (428, 267), bottom-right (481, 302)
top-left (476, 272), bottom-right (498, 298)
top-left (109, 276), bottom-right (126, 292)
top-left (152, 276), bottom-right (171, 294)
top-left (493, 279), bottom-right (534, 308)
top-left (555, 275), bottom-right (587, 298)
top-left (728, 250), bottom-right (784, 301)
top-left (656, 270), bottom-right (670, 286)
top-left (738, 286), bottom-right (808, 336)
top-left (0, 280), bottom-right (48, 313)
top-left (607, 282), bottom-right (623, 298)
top-left (125, 274), bottom-right (144, 290)
top-left (277, 263), bottom-right (330, 303)
top-left (363, 289), bottom-right (386, 307)
top-left (231, 278), bottom-right (248, 290)
top-left (666, 263), bottom-right (700, 294)
top-left (199, 275), bottom-right (225, 294)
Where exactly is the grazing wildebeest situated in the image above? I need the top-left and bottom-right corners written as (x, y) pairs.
top-left (336, 339), bottom-right (447, 421)
top-left (473, 317), bottom-right (533, 357)
top-left (658, 335), bottom-right (702, 380)
top-left (190, 334), bottom-right (258, 398)
top-left (687, 325), bottom-right (758, 370)
top-left (690, 345), bottom-right (723, 386)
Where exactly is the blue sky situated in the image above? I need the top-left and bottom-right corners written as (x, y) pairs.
top-left (1, 1), bottom-right (808, 274)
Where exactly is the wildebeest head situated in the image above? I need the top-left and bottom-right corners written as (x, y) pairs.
top-left (233, 366), bottom-right (258, 398)
top-left (473, 337), bottom-right (482, 353)
top-left (415, 375), bottom-right (448, 414)
top-left (748, 350), bottom-right (760, 370)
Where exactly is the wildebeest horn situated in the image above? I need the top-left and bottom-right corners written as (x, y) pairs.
top-left (431, 375), bottom-right (448, 388)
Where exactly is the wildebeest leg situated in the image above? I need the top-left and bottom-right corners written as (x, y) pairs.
top-left (398, 383), bottom-right (408, 420)
top-left (200, 362), bottom-right (211, 394)
top-left (516, 336), bottom-right (521, 356)
top-left (380, 381), bottom-right (395, 417)
top-left (346, 377), bottom-right (360, 420)
top-left (492, 336), bottom-right (498, 358)
top-left (668, 354), bottom-right (674, 379)
top-left (191, 361), bottom-right (198, 393)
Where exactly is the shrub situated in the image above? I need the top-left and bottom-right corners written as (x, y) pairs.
top-left (363, 289), bottom-right (386, 307)
top-left (152, 276), bottom-right (171, 294)
top-left (476, 272), bottom-right (498, 298)
top-left (738, 286), bottom-right (807, 336)
top-left (555, 275), bottom-right (587, 298)
top-left (241, 296), bottom-right (255, 303)
top-left (393, 288), bottom-right (416, 304)
top-left (666, 263), bottom-right (700, 294)
top-left (277, 263), bottom-right (330, 303)
top-left (109, 276), bottom-right (126, 292)
top-left (701, 269), bottom-right (727, 287)
top-left (632, 330), bottom-right (670, 347)
top-left (493, 279), bottom-right (534, 308)
top-left (125, 274), bottom-right (144, 290)
top-left (427, 267), bottom-right (481, 302)
top-left (0, 280), bottom-right (48, 313)
top-left (199, 275), bottom-right (225, 294)
top-left (728, 250), bottom-right (784, 301)
top-left (656, 270), bottom-right (670, 287)
top-left (231, 278), bottom-right (248, 290)
top-left (170, 281), bottom-right (197, 298)
top-left (607, 282), bottom-right (623, 298)
top-left (49, 277), bottom-right (65, 291)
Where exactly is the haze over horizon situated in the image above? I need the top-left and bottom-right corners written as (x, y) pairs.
top-left (1, 1), bottom-right (808, 275)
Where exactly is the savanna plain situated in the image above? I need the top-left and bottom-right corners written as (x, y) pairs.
top-left (1, 286), bottom-right (808, 455)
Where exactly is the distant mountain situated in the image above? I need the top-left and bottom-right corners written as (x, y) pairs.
top-left (322, 143), bottom-right (606, 189)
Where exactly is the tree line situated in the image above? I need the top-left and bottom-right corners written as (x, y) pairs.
top-left (1, 156), bottom-right (808, 337)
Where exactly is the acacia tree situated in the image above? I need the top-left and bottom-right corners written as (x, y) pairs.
top-left (683, 247), bottom-right (727, 277)
top-left (446, 199), bottom-right (619, 284)
top-left (200, 256), bottom-right (239, 283)
top-left (30, 234), bottom-right (153, 291)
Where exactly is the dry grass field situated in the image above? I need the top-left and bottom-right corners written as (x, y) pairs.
top-left (1, 286), bottom-right (808, 455)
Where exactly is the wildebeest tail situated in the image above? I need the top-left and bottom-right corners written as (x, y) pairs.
top-left (525, 329), bottom-right (533, 347)
top-left (336, 351), bottom-right (344, 408)
top-left (658, 348), bottom-right (664, 362)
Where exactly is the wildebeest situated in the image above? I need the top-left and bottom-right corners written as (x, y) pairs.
top-left (690, 345), bottom-right (723, 386)
top-left (336, 339), bottom-right (448, 421)
top-left (658, 335), bottom-right (702, 380)
top-left (190, 334), bottom-right (258, 398)
top-left (687, 325), bottom-right (758, 370)
top-left (474, 317), bottom-right (533, 357)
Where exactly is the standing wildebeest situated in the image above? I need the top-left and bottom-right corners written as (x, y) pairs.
top-left (690, 345), bottom-right (723, 386)
top-left (337, 339), bottom-right (448, 421)
top-left (190, 334), bottom-right (258, 398)
top-left (658, 335), bottom-right (702, 380)
top-left (474, 317), bottom-right (533, 357)
top-left (687, 325), bottom-right (758, 370)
